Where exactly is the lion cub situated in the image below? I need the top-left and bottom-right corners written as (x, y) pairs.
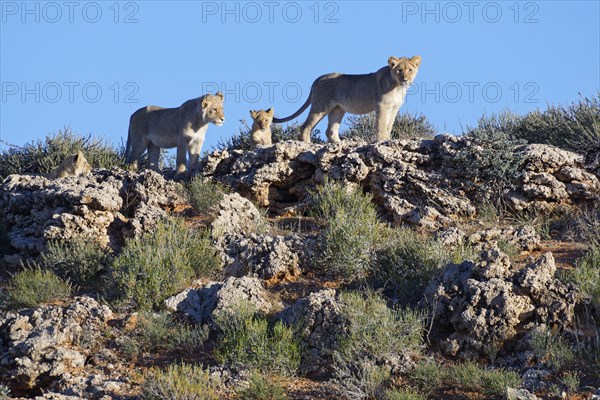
top-left (249, 108), bottom-right (274, 147)
top-left (47, 151), bottom-right (92, 179)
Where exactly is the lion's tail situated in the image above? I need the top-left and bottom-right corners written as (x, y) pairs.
top-left (272, 92), bottom-right (311, 124)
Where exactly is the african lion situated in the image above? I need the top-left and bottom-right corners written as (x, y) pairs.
top-left (249, 108), bottom-right (274, 147)
top-left (273, 56), bottom-right (421, 143)
top-left (125, 92), bottom-right (225, 173)
top-left (47, 151), bottom-right (91, 179)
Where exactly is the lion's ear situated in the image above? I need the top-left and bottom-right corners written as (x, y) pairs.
top-left (73, 153), bottom-right (80, 162)
top-left (266, 108), bottom-right (274, 115)
top-left (388, 56), bottom-right (401, 69)
top-left (202, 99), bottom-right (208, 109)
top-left (215, 92), bottom-right (224, 100)
top-left (411, 55), bottom-right (422, 67)
top-left (250, 110), bottom-right (258, 119)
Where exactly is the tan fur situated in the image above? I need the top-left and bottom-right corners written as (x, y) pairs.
top-left (126, 92), bottom-right (225, 173)
top-left (249, 108), bottom-right (274, 147)
top-left (273, 55), bottom-right (421, 142)
top-left (47, 151), bottom-right (91, 179)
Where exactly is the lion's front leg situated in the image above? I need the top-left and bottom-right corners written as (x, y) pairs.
top-left (176, 136), bottom-right (189, 173)
top-left (375, 106), bottom-right (393, 141)
top-left (187, 136), bottom-right (204, 172)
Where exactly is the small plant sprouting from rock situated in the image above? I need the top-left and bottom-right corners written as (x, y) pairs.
top-left (4, 265), bottom-right (72, 309)
top-left (530, 325), bottom-right (575, 371)
top-left (142, 363), bottom-right (222, 400)
top-left (108, 218), bottom-right (221, 310)
top-left (310, 179), bottom-right (381, 282)
top-left (214, 302), bottom-right (301, 376)
top-left (137, 311), bottom-right (209, 353)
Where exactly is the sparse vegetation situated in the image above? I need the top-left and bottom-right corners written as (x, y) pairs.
top-left (385, 388), bottom-right (427, 400)
top-left (310, 179), bottom-right (381, 282)
top-left (530, 325), bottom-right (575, 371)
top-left (42, 237), bottom-right (111, 288)
top-left (412, 360), bottom-right (521, 397)
top-left (0, 127), bottom-right (124, 178)
top-left (237, 371), bottom-right (287, 400)
top-left (186, 178), bottom-right (228, 217)
top-left (214, 304), bottom-right (301, 376)
top-left (142, 363), bottom-right (222, 400)
top-left (565, 245), bottom-right (600, 315)
top-left (137, 311), bottom-right (209, 353)
top-left (333, 290), bottom-right (424, 399)
top-left (108, 218), bottom-right (221, 310)
top-left (4, 266), bottom-right (72, 309)
top-left (341, 112), bottom-right (437, 142)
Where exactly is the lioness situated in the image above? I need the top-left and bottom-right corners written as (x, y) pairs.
top-left (47, 151), bottom-right (91, 179)
top-left (126, 92), bottom-right (225, 173)
top-left (273, 56), bottom-right (421, 143)
top-left (249, 108), bottom-right (274, 148)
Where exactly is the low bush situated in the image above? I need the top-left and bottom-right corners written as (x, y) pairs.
top-left (142, 363), bottom-right (222, 400)
top-left (385, 388), bottom-right (426, 400)
top-left (237, 371), bottom-right (287, 400)
top-left (375, 228), bottom-right (450, 305)
top-left (565, 245), bottom-right (600, 314)
top-left (412, 360), bottom-right (521, 397)
top-left (310, 179), bottom-right (381, 282)
top-left (108, 218), bottom-right (221, 310)
top-left (186, 178), bottom-right (228, 217)
top-left (0, 127), bottom-right (124, 178)
top-left (42, 237), bottom-right (111, 288)
top-left (529, 325), bottom-right (575, 371)
top-left (341, 112), bottom-right (437, 142)
top-left (137, 312), bottom-right (209, 353)
top-left (214, 303), bottom-right (301, 376)
top-left (4, 266), bottom-right (71, 309)
top-left (333, 290), bottom-right (424, 399)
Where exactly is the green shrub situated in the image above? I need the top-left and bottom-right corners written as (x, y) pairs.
top-left (216, 121), bottom-right (324, 151)
top-left (412, 361), bottom-right (521, 397)
top-left (237, 371), bottom-right (287, 400)
top-left (0, 127), bottom-right (124, 178)
top-left (375, 228), bottom-right (449, 305)
top-left (530, 325), bottom-right (575, 371)
top-left (42, 237), bottom-right (111, 288)
top-left (333, 290), bottom-right (424, 399)
top-left (4, 266), bottom-right (71, 309)
top-left (511, 94), bottom-right (600, 169)
top-left (214, 304), bottom-right (301, 376)
top-left (341, 112), bottom-right (437, 142)
top-left (0, 384), bottom-right (11, 400)
top-left (108, 218), bottom-right (221, 310)
top-left (458, 112), bottom-right (527, 211)
top-left (137, 312), bottom-right (208, 353)
top-left (142, 363), bottom-right (222, 400)
top-left (310, 179), bottom-right (381, 282)
top-left (185, 178), bottom-right (228, 217)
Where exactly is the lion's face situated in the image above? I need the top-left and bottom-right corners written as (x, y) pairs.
top-left (250, 108), bottom-right (274, 130)
top-left (202, 92), bottom-right (225, 126)
top-left (388, 55), bottom-right (422, 86)
top-left (73, 151), bottom-right (91, 176)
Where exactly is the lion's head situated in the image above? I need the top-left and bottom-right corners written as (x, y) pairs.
top-left (250, 108), bottom-right (274, 130)
top-left (388, 55), bottom-right (422, 86)
top-left (201, 92), bottom-right (225, 126)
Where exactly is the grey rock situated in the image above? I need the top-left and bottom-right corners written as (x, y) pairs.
top-left (211, 193), bottom-right (265, 238)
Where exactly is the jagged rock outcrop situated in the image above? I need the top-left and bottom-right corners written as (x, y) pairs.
top-left (210, 192), bottom-right (265, 237)
top-left (199, 137), bottom-right (599, 228)
top-left (0, 169), bottom-right (184, 262)
top-left (278, 289), bottom-right (346, 376)
top-left (437, 225), bottom-right (541, 252)
top-left (0, 297), bottom-right (112, 391)
top-left (165, 276), bottom-right (276, 324)
top-left (423, 248), bottom-right (578, 357)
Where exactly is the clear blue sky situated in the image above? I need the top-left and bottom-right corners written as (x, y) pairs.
top-left (1, 1), bottom-right (599, 154)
